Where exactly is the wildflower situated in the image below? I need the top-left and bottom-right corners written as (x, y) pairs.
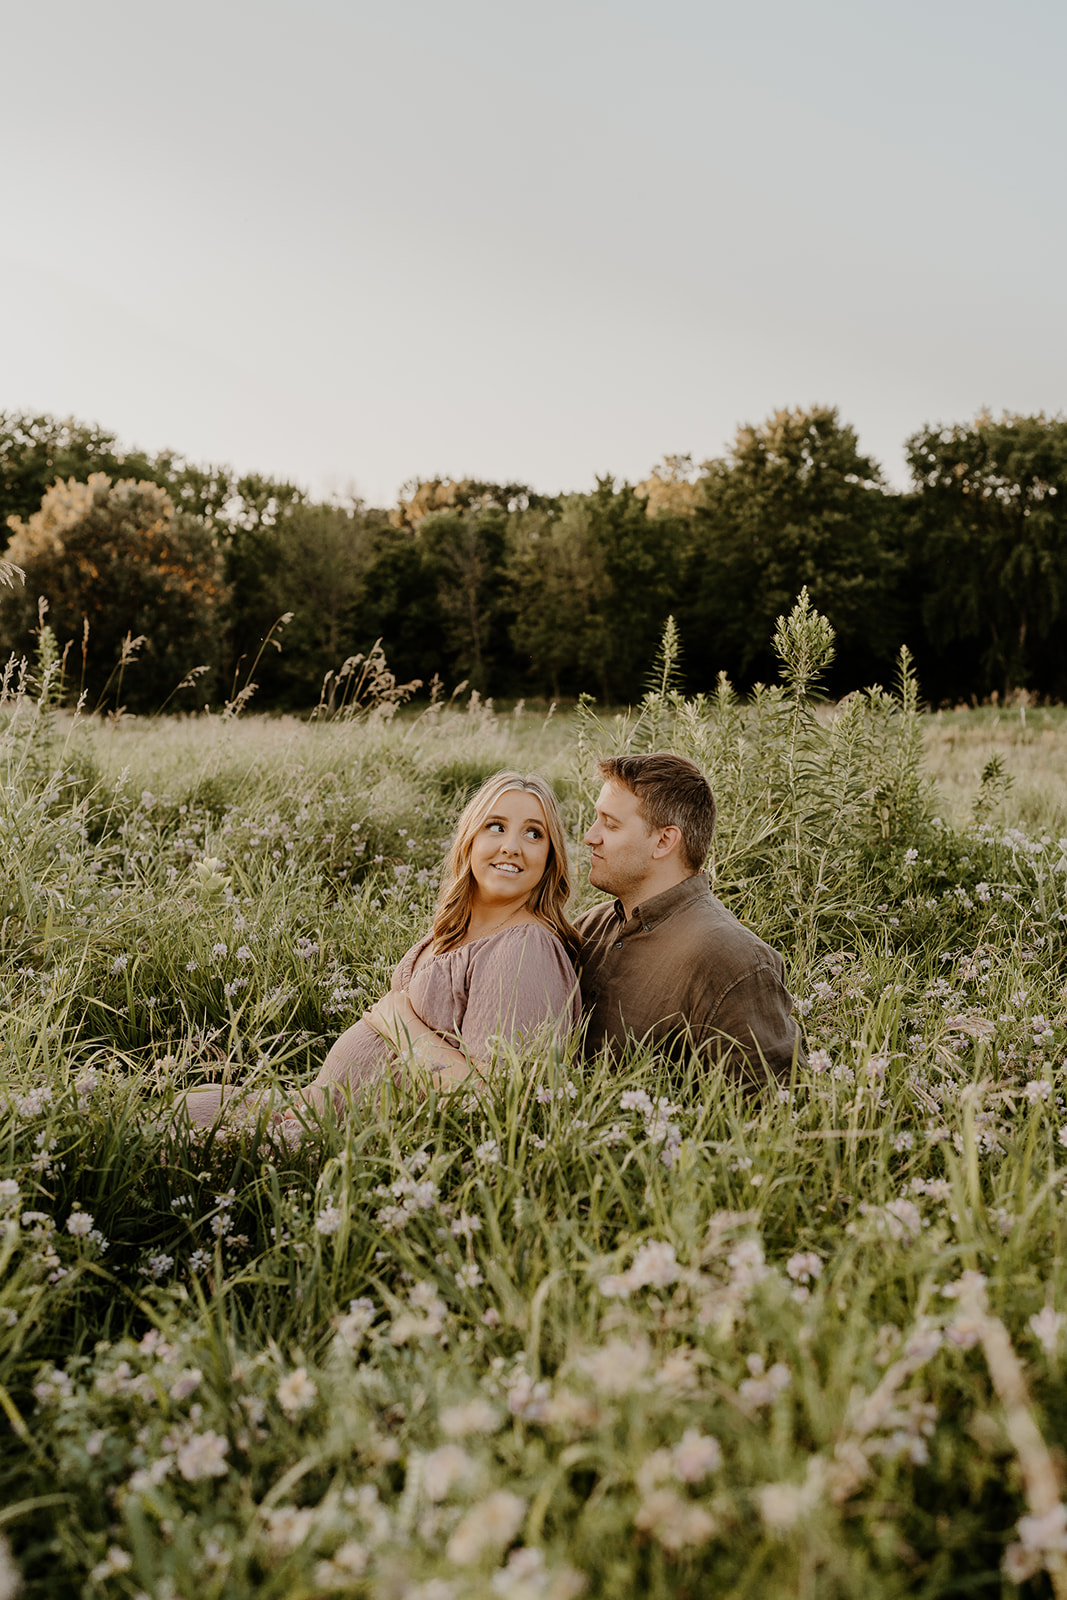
top-left (314, 1541), bottom-right (369, 1587)
top-left (786, 1252), bottom-right (823, 1284)
top-left (445, 1490), bottom-right (525, 1564)
top-left (111, 954), bottom-right (129, 975)
top-left (672, 1429), bottom-right (722, 1482)
top-left (620, 1089), bottom-right (652, 1114)
top-left (440, 1397), bottom-right (500, 1437)
top-left (903, 848), bottom-right (919, 864)
top-left (474, 1139), bottom-right (500, 1165)
top-left (808, 1049), bottom-right (832, 1074)
top-left (277, 1367), bottom-right (317, 1418)
top-left (144, 1253), bottom-right (174, 1279)
top-left (451, 1212), bottom-right (482, 1240)
top-left (1024, 1079), bottom-right (1053, 1105)
top-left (456, 1263), bottom-right (483, 1289)
top-left (422, 1443), bottom-right (475, 1501)
top-left (235, 946), bottom-right (252, 963)
top-left (506, 1372), bottom-right (551, 1421)
top-left (176, 1429), bottom-right (230, 1481)
top-left (1029, 1306), bottom-right (1065, 1356)
top-left (757, 1461), bottom-right (825, 1531)
top-left (74, 1069), bottom-right (99, 1101)
top-left (0, 1180), bottom-right (19, 1204)
top-left (1017, 1502), bottom-right (1067, 1553)
top-left (211, 942), bottom-right (228, 958)
top-left (316, 1204), bottom-right (344, 1236)
top-left (739, 1360), bottom-right (791, 1407)
top-left (17, 1087), bottom-right (52, 1117)
top-left (66, 1209), bottom-right (93, 1238)
top-left (169, 1368), bottom-right (202, 1402)
top-left (90, 1546), bottom-right (133, 1582)
top-left (336, 1298), bottom-right (377, 1347)
top-left (634, 1488), bottom-right (716, 1551)
top-left (578, 1337), bottom-right (651, 1397)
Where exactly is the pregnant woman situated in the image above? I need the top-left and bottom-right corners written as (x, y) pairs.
top-left (180, 771), bottom-right (580, 1133)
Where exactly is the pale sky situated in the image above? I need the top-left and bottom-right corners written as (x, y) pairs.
top-left (3, 0), bottom-right (1064, 506)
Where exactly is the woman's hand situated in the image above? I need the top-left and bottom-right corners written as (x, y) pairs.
top-left (363, 989), bottom-right (417, 1047)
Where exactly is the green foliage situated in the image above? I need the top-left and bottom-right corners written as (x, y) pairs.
top-left (681, 406), bottom-right (905, 692)
top-left (906, 410), bottom-right (1067, 698)
top-left (0, 475), bottom-right (227, 712)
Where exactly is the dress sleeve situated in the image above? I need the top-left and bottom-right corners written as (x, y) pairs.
top-left (458, 927), bottom-right (580, 1061)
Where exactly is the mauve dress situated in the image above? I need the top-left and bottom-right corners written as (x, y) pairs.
top-left (180, 923), bottom-right (580, 1130)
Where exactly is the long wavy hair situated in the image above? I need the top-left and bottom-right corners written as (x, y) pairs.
top-left (431, 771), bottom-right (578, 957)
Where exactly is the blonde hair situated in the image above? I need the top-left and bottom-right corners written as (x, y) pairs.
top-left (432, 771), bottom-right (578, 956)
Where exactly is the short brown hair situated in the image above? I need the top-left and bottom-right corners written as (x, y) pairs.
top-left (596, 752), bottom-right (716, 873)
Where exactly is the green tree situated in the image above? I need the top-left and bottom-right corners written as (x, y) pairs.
top-left (0, 412), bottom-right (158, 530)
top-left (682, 407), bottom-right (902, 690)
top-left (906, 411), bottom-right (1067, 697)
top-left (0, 474), bottom-right (227, 710)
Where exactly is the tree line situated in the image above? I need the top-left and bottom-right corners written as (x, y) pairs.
top-left (2, 405), bottom-right (1066, 712)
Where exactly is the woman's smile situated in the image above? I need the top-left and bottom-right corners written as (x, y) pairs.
top-left (469, 791), bottom-right (550, 909)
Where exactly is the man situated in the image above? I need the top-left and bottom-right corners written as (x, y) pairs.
top-left (576, 751), bottom-right (803, 1085)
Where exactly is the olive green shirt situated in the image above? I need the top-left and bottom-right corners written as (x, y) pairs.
top-left (576, 874), bottom-right (803, 1086)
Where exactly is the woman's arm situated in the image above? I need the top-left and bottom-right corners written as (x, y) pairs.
top-left (362, 990), bottom-right (484, 1090)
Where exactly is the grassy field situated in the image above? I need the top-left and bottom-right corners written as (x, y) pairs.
top-left (2, 609), bottom-right (1067, 1599)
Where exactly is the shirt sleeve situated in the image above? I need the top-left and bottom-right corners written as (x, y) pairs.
top-left (691, 963), bottom-right (805, 1087)
top-left (458, 928), bottom-right (580, 1061)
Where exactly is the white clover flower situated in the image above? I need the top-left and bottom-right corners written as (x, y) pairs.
top-left (786, 1252), bottom-right (823, 1284)
top-left (672, 1428), bottom-right (722, 1482)
top-left (474, 1139), bottom-right (500, 1165)
top-left (169, 1368), bottom-right (202, 1402)
top-left (17, 1087), bottom-right (52, 1117)
top-left (808, 1049), bottom-right (832, 1074)
top-left (277, 1366), bottom-right (317, 1418)
top-left (456, 1263), bottom-right (483, 1289)
top-left (577, 1336), bottom-right (651, 1397)
top-left (0, 1180), bottom-right (19, 1204)
top-left (506, 1372), bottom-right (551, 1421)
top-left (1024, 1079), bottom-right (1053, 1104)
top-left (628, 1240), bottom-right (679, 1289)
top-left (176, 1429), bottom-right (229, 1481)
top-left (144, 1253), bottom-right (174, 1279)
top-left (90, 1545), bottom-right (133, 1582)
top-left (316, 1204), bottom-right (344, 1236)
top-left (1029, 1306), bottom-right (1066, 1356)
top-left (1018, 1502), bottom-right (1067, 1553)
top-left (620, 1089), bottom-right (652, 1114)
top-left (440, 1397), bottom-right (500, 1438)
top-left (634, 1488), bottom-right (716, 1552)
top-left (422, 1443), bottom-right (475, 1501)
top-left (65, 1210), bottom-right (93, 1238)
top-left (450, 1211), bottom-right (482, 1239)
top-left (445, 1490), bottom-right (525, 1564)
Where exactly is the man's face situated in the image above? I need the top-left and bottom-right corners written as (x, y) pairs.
top-left (584, 781), bottom-right (660, 904)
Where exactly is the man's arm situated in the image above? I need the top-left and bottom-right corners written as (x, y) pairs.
top-left (695, 963), bottom-right (805, 1087)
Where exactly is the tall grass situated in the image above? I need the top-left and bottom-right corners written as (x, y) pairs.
top-left (2, 599), bottom-right (1067, 1599)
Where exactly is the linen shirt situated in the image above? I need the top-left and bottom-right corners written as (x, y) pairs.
top-left (576, 874), bottom-right (803, 1086)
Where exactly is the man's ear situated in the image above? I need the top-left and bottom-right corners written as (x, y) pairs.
top-left (650, 824), bottom-right (683, 860)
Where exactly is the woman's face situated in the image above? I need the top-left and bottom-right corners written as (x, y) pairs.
top-left (468, 790), bottom-right (551, 915)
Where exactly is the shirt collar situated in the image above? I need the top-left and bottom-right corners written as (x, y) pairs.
top-left (613, 872), bottom-right (709, 930)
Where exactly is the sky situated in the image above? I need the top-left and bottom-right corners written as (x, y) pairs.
top-left (2, 0), bottom-right (1065, 506)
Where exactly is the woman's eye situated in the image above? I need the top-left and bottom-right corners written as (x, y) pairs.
top-left (524, 828), bottom-right (543, 840)
top-left (486, 821), bottom-right (504, 832)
